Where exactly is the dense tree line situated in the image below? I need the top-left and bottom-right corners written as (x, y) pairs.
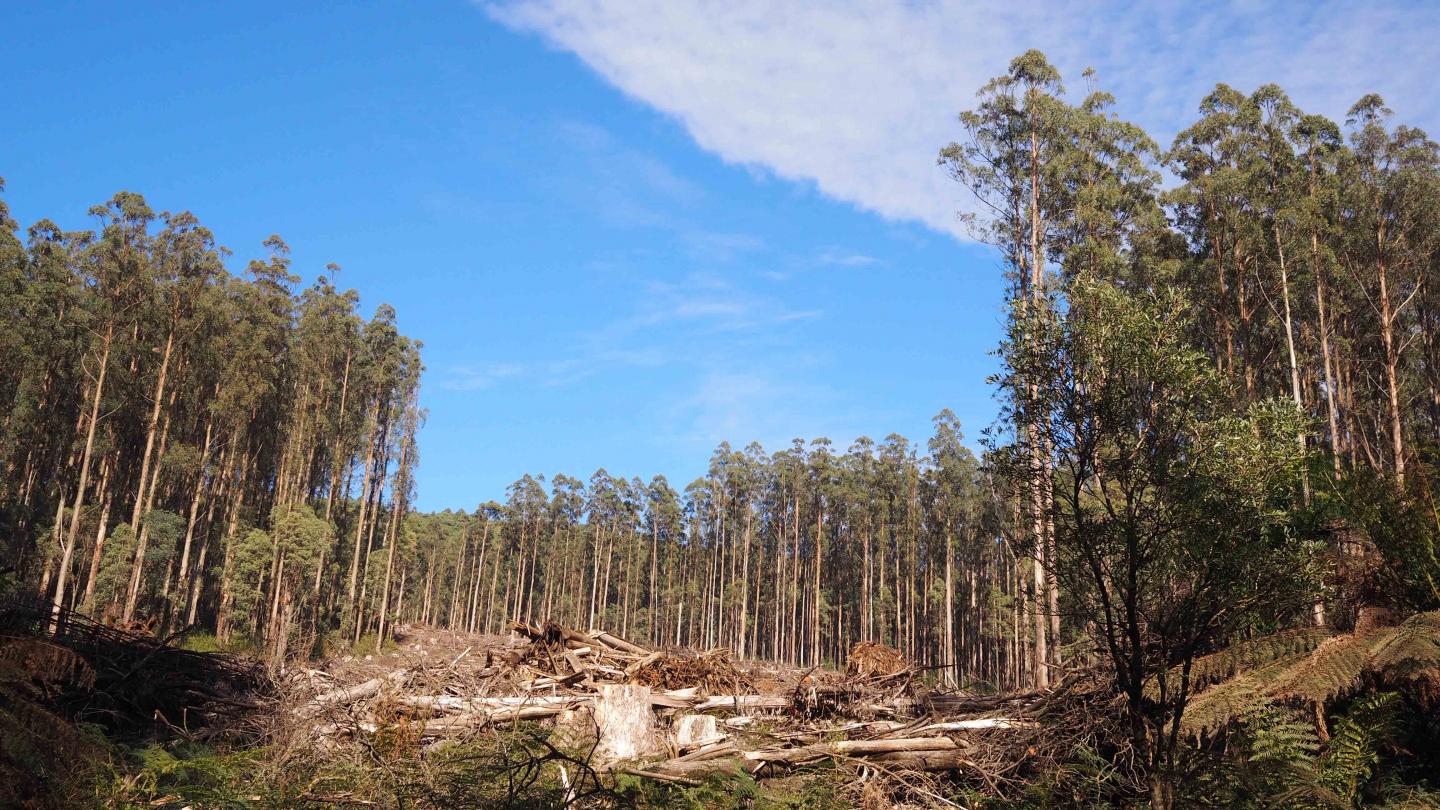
top-left (0, 186), bottom-right (424, 659)
top-left (393, 418), bottom-right (1027, 686)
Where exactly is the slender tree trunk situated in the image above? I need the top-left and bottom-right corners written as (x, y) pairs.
top-left (1274, 227), bottom-right (1311, 504)
top-left (324, 348), bottom-right (353, 523)
top-left (173, 411), bottom-right (216, 614)
top-left (82, 452), bottom-right (120, 608)
top-left (944, 527), bottom-right (956, 688)
top-left (1376, 233), bottom-right (1407, 489)
top-left (346, 403), bottom-right (381, 609)
top-left (737, 506), bottom-right (752, 659)
top-left (123, 389), bottom-right (176, 622)
top-left (78, 458), bottom-right (114, 608)
top-left (52, 324), bottom-right (113, 629)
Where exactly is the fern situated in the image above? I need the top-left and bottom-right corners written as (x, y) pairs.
top-left (1368, 612), bottom-right (1440, 683)
top-left (1238, 693), bottom-right (1410, 809)
top-left (1248, 709), bottom-right (1322, 767)
top-left (1317, 692), bottom-right (1401, 805)
top-left (1180, 611), bottom-right (1440, 734)
top-left (1145, 627), bottom-right (1331, 704)
top-left (1182, 653), bottom-right (1313, 734)
top-left (1270, 632), bottom-right (1385, 705)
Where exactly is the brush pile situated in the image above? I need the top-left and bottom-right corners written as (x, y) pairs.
top-left (283, 619), bottom-right (1089, 796)
top-left (0, 596), bottom-right (262, 738)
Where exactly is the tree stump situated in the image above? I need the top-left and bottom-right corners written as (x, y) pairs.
top-left (675, 713), bottom-right (724, 750)
top-left (593, 684), bottom-right (659, 766)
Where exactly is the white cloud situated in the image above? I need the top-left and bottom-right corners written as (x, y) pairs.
top-left (443, 362), bottom-right (524, 391)
top-left (818, 249), bottom-right (879, 268)
top-left (487, 0), bottom-right (1440, 239)
top-left (542, 271), bottom-right (819, 385)
top-left (670, 368), bottom-right (900, 453)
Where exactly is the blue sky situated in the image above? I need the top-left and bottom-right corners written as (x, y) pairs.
top-left (6, 2), bottom-right (1437, 511)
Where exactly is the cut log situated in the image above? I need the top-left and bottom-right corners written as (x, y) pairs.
top-left (674, 714), bottom-right (725, 750)
top-left (649, 692), bottom-right (697, 709)
top-left (693, 695), bottom-right (790, 712)
top-left (563, 651), bottom-right (586, 675)
top-left (417, 705), bottom-right (568, 737)
top-left (649, 736), bottom-right (961, 779)
top-left (654, 756), bottom-right (747, 780)
top-left (297, 669), bottom-right (408, 716)
top-left (396, 695), bottom-right (590, 713)
top-left (915, 718), bottom-right (1035, 731)
top-left (744, 736), bottom-right (956, 767)
top-left (591, 629), bottom-right (650, 655)
top-left (593, 684), bottom-right (660, 766)
top-left (828, 737), bottom-right (957, 755)
top-left (622, 768), bottom-right (702, 788)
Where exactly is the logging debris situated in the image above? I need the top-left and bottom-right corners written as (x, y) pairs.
top-left (0, 596), bottom-right (262, 739)
top-left (284, 619), bottom-right (1080, 793)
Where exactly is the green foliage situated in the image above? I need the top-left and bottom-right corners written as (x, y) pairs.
top-left (1157, 627), bottom-right (1333, 699)
top-left (223, 527), bottom-right (270, 637)
top-left (88, 523), bottom-right (136, 610)
top-left (139, 509), bottom-right (185, 590)
top-left (1316, 692), bottom-right (1401, 803)
top-left (98, 742), bottom-right (261, 810)
top-left (1227, 692), bottom-right (1411, 809)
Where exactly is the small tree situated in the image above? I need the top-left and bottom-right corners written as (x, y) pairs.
top-left (1020, 279), bottom-right (1312, 807)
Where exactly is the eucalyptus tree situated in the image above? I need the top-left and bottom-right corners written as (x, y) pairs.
top-left (1341, 95), bottom-right (1439, 489)
top-left (940, 50), bottom-right (1074, 684)
top-left (1291, 113), bottom-right (1348, 470)
top-left (53, 193), bottom-right (153, 625)
top-left (924, 410), bottom-right (982, 686)
top-left (643, 474), bottom-right (681, 645)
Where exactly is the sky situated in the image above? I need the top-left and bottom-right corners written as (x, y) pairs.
top-left (4, 1), bottom-right (1438, 511)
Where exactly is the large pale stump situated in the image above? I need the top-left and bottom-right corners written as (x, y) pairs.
top-left (593, 684), bottom-right (659, 766)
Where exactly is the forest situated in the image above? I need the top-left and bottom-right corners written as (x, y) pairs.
top-left (2, 49), bottom-right (1439, 808)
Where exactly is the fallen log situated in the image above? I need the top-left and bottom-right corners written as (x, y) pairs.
top-left (750, 736), bottom-right (957, 766)
top-left (396, 695), bottom-right (589, 713)
top-left (693, 695), bottom-right (790, 712)
top-left (864, 750), bottom-right (970, 772)
top-left (915, 718), bottom-right (1035, 731)
top-left (418, 705), bottom-right (565, 736)
top-left (622, 768), bottom-right (702, 788)
top-left (591, 630), bottom-right (650, 656)
top-left (650, 736), bottom-right (961, 779)
top-left (296, 669), bottom-right (408, 716)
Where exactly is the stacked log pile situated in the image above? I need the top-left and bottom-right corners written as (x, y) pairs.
top-left (289, 622), bottom-right (1055, 787)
